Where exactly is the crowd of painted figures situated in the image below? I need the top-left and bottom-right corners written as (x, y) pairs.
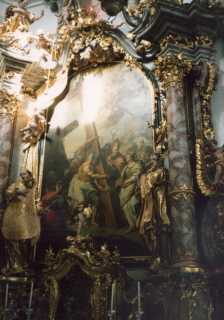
top-left (1, 150), bottom-right (172, 275)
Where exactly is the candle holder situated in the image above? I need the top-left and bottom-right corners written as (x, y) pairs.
top-left (26, 308), bottom-right (34, 320)
top-left (135, 310), bottom-right (144, 320)
top-left (107, 309), bottom-right (116, 320)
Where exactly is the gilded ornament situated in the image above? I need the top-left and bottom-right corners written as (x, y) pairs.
top-left (199, 0), bottom-right (222, 8)
top-left (160, 35), bottom-right (194, 52)
top-left (169, 184), bottom-right (195, 200)
top-left (148, 99), bottom-right (167, 152)
top-left (196, 36), bottom-right (213, 47)
top-left (200, 62), bottom-right (217, 101)
top-left (1, 71), bottom-right (22, 81)
top-left (167, 0), bottom-right (183, 4)
top-left (145, 275), bottom-right (175, 305)
top-left (160, 35), bottom-right (213, 53)
top-left (124, 0), bottom-right (156, 21)
top-left (154, 53), bottom-right (192, 92)
top-left (175, 248), bottom-right (199, 261)
top-left (0, 1), bottom-right (44, 53)
top-left (194, 61), bottom-right (222, 196)
top-left (62, 8), bottom-right (142, 71)
top-left (0, 89), bottom-right (23, 120)
top-left (20, 86), bottom-right (37, 98)
top-left (196, 138), bottom-right (224, 196)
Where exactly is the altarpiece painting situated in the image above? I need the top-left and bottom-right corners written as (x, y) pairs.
top-left (42, 62), bottom-right (155, 257)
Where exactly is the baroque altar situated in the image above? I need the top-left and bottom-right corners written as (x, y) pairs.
top-left (0, 0), bottom-right (224, 319)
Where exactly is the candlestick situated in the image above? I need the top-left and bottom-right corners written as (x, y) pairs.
top-left (108, 309), bottom-right (116, 320)
top-left (137, 282), bottom-right (140, 311)
top-left (4, 283), bottom-right (8, 309)
top-left (28, 282), bottom-right (34, 309)
top-left (111, 282), bottom-right (114, 311)
top-left (135, 310), bottom-right (144, 320)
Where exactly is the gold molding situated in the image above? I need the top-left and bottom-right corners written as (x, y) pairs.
top-left (169, 184), bottom-right (195, 200)
top-left (160, 35), bottom-right (213, 52)
top-left (124, 0), bottom-right (157, 21)
top-left (167, 0), bottom-right (183, 3)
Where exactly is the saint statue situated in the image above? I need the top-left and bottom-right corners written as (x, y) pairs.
top-left (1, 169), bottom-right (41, 275)
top-left (136, 153), bottom-right (172, 272)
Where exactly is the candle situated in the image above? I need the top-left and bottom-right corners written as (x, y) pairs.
top-left (4, 283), bottom-right (9, 309)
top-left (138, 282), bottom-right (140, 311)
top-left (28, 282), bottom-right (34, 309)
top-left (111, 282), bottom-right (115, 311)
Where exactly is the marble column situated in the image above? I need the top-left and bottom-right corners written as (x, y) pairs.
top-left (155, 54), bottom-right (199, 268)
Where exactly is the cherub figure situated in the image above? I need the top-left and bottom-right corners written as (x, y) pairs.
top-left (75, 205), bottom-right (88, 235)
top-left (55, 0), bottom-right (73, 25)
top-left (84, 204), bottom-right (92, 219)
top-left (20, 108), bottom-right (46, 143)
top-left (31, 29), bottom-right (55, 62)
top-left (202, 139), bottom-right (224, 183)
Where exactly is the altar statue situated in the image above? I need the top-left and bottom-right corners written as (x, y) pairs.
top-left (1, 169), bottom-right (41, 275)
top-left (137, 153), bottom-right (172, 272)
top-left (119, 152), bottom-right (143, 234)
top-left (5, 0), bottom-right (44, 33)
top-left (20, 108), bottom-right (46, 146)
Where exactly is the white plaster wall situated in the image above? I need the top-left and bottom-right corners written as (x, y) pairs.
top-left (211, 37), bottom-right (224, 146)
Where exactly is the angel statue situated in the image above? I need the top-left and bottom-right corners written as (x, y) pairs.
top-left (20, 108), bottom-right (46, 149)
top-left (5, 0), bottom-right (44, 33)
